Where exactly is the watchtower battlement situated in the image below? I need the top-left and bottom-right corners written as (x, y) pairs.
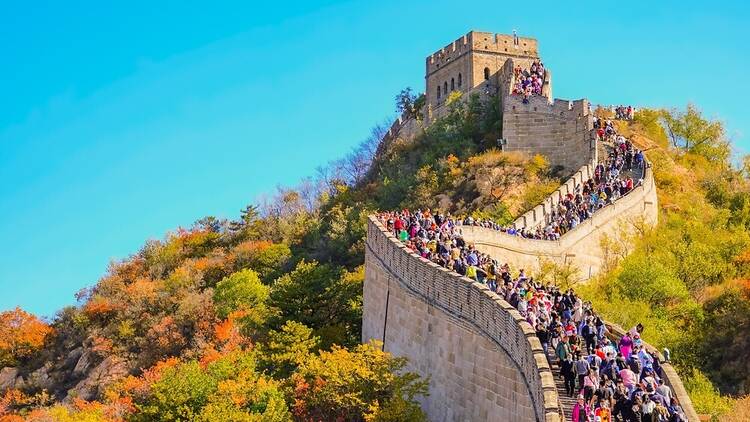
top-left (501, 94), bottom-right (594, 172)
top-left (503, 95), bottom-right (591, 118)
top-left (426, 31), bottom-right (539, 75)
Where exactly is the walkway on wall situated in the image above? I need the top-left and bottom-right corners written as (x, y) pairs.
top-left (549, 360), bottom-right (575, 419)
top-left (597, 136), bottom-right (644, 183)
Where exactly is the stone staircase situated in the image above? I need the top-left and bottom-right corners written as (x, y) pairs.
top-left (540, 349), bottom-right (576, 419)
top-left (597, 138), bottom-right (645, 183)
top-left (549, 359), bottom-right (577, 418)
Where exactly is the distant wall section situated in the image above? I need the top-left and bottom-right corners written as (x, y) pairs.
top-left (460, 164), bottom-right (658, 279)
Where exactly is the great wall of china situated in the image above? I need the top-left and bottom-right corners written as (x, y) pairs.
top-left (361, 31), bottom-right (699, 421)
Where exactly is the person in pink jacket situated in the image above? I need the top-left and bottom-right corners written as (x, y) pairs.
top-left (618, 333), bottom-right (633, 360)
top-left (571, 394), bottom-right (591, 422)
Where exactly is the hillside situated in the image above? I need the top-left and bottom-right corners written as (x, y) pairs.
top-left (1, 93), bottom-right (748, 420)
top-left (0, 92), bottom-right (560, 421)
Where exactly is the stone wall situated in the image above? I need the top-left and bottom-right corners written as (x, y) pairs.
top-left (363, 163), bottom-right (700, 420)
top-left (502, 95), bottom-right (595, 173)
top-left (363, 216), bottom-right (561, 422)
top-left (512, 159), bottom-right (597, 231)
top-left (461, 164), bottom-right (658, 279)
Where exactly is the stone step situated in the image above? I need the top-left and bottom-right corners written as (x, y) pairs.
top-left (549, 358), bottom-right (577, 419)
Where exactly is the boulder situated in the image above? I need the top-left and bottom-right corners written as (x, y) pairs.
top-left (26, 362), bottom-right (54, 391)
top-left (73, 349), bottom-right (94, 376)
top-left (0, 367), bottom-right (19, 391)
top-left (63, 346), bottom-right (84, 371)
top-left (66, 356), bottom-right (129, 401)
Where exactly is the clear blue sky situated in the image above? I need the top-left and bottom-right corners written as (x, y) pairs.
top-left (2, 1), bottom-right (748, 317)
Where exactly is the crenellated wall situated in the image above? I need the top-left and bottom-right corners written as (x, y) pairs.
top-left (512, 158), bottom-right (597, 231)
top-left (425, 31), bottom-right (542, 112)
top-left (363, 216), bottom-right (561, 422)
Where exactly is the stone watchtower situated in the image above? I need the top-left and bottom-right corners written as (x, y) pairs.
top-left (422, 30), bottom-right (593, 173)
top-left (425, 31), bottom-right (550, 111)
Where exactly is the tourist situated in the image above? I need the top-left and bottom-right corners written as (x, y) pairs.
top-left (571, 394), bottom-right (592, 422)
top-left (641, 393), bottom-right (656, 422)
top-left (619, 365), bottom-right (638, 395)
top-left (615, 105), bottom-right (635, 120)
top-left (655, 379), bottom-right (672, 402)
top-left (619, 332), bottom-right (634, 360)
top-left (561, 354), bottom-right (577, 397)
top-left (667, 397), bottom-right (688, 422)
top-left (537, 323), bottom-right (551, 356)
top-left (575, 353), bottom-right (591, 393)
top-left (557, 336), bottom-right (574, 362)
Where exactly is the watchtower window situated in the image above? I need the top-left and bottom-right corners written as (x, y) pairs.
top-left (458, 73), bottom-right (462, 87)
top-left (437, 86), bottom-right (441, 99)
top-left (451, 78), bottom-right (455, 91)
top-left (484, 67), bottom-right (490, 80)
top-left (443, 81), bottom-right (448, 94)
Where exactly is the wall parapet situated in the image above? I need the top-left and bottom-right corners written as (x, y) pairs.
top-left (365, 216), bottom-right (561, 422)
top-left (501, 93), bottom-right (595, 173)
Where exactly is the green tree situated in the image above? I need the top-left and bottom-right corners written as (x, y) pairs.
top-left (251, 243), bottom-right (292, 284)
top-left (268, 261), bottom-right (362, 347)
top-left (395, 88), bottom-right (424, 120)
top-left (213, 269), bottom-right (270, 327)
top-left (257, 321), bottom-right (320, 379)
top-left (615, 253), bottom-right (689, 306)
top-left (699, 286), bottom-right (750, 395)
top-left (410, 165), bottom-right (439, 208)
top-left (661, 104), bottom-right (729, 162)
top-left (131, 352), bottom-right (292, 422)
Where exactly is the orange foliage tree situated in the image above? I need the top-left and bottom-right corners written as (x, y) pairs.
top-left (0, 307), bottom-right (52, 366)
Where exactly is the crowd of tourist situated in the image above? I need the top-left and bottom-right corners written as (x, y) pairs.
top-left (594, 117), bottom-right (617, 141)
top-left (512, 60), bottom-right (546, 98)
top-left (614, 105), bottom-right (635, 120)
top-left (556, 314), bottom-right (688, 422)
top-left (532, 137), bottom-right (643, 241)
top-left (379, 210), bottom-right (509, 287)
top-left (394, 129), bottom-right (643, 245)
top-left (506, 129), bottom-right (644, 241)
top-left (383, 128), bottom-right (645, 242)
top-left (378, 208), bottom-right (688, 421)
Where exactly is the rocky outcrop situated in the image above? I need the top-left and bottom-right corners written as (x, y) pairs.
top-left (72, 348), bottom-right (94, 376)
top-left (25, 362), bottom-right (55, 391)
top-left (0, 367), bottom-right (20, 390)
top-left (0, 343), bottom-right (132, 403)
top-left (66, 355), bottom-right (129, 401)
